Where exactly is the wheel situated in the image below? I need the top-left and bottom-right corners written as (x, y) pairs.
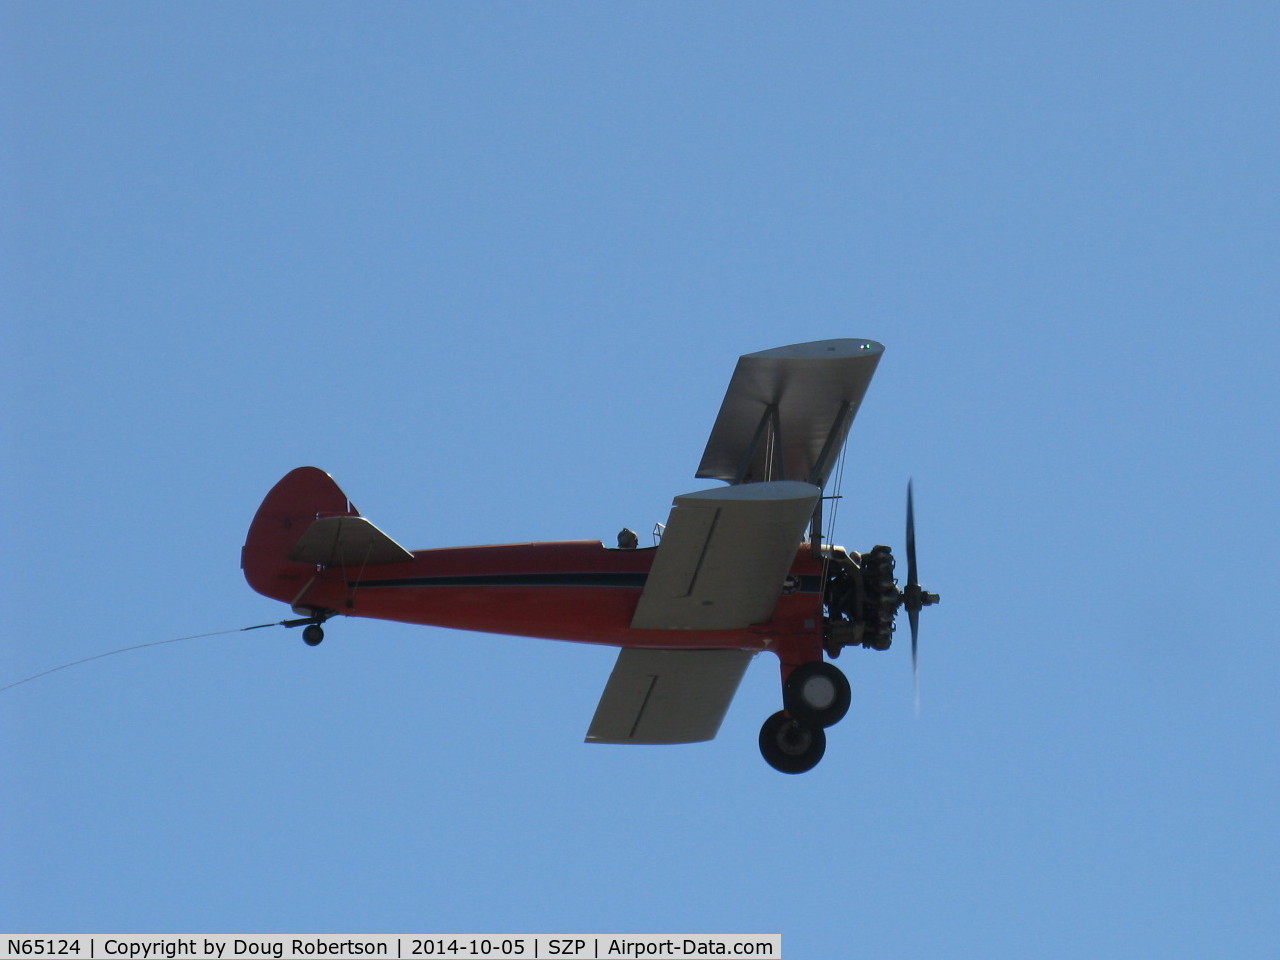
top-left (302, 624), bottom-right (325, 646)
top-left (783, 661), bottom-right (850, 727)
top-left (758, 711), bottom-right (826, 774)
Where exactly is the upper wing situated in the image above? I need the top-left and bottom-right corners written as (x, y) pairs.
top-left (585, 647), bottom-right (755, 744)
top-left (631, 480), bottom-right (820, 631)
top-left (696, 338), bottom-right (884, 487)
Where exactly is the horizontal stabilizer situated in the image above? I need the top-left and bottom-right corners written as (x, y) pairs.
top-left (288, 516), bottom-right (414, 567)
top-left (586, 648), bottom-right (754, 744)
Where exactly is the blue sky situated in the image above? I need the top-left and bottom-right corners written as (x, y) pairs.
top-left (3, 2), bottom-right (1277, 956)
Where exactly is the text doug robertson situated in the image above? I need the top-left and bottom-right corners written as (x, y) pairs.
top-left (98, 941), bottom-right (387, 959)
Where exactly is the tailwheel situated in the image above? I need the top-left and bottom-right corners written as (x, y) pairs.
top-left (282, 610), bottom-right (334, 646)
top-left (758, 710), bottom-right (826, 774)
top-left (783, 661), bottom-right (850, 728)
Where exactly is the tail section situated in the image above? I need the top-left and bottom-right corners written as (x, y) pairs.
top-left (241, 467), bottom-right (361, 607)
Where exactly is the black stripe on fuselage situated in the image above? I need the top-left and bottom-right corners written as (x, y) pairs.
top-left (348, 572), bottom-right (826, 592)
top-left (349, 572), bottom-right (651, 589)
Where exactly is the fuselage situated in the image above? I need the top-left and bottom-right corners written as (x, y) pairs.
top-left (279, 539), bottom-right (828, 662)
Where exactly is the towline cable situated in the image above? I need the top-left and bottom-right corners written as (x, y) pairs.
top-left (1, 620), bottom-right (298, 693)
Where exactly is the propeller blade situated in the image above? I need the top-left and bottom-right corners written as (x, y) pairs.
top-left (911, 608), bottom-right (921, 716)
top-left (909, 605), bottom-right (920, 678)
top-left (905, 480), bottom-right (918, 590)
top-left (906, 480), bottom-right (922, 713)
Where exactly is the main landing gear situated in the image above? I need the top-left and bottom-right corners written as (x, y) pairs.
top-left (758, 661), bottom-right (850, 774)
top-left (783, 660), bottom-right (851, 727)
top-left (759, 711), bottom-right (826, 774)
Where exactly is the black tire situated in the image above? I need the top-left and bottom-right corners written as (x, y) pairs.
top-left (783, 661), bottom-right (851, 727)
top-left (302, 624), bottom-right (325, 646)
top-left (758, 710), bottom-right (826, 774)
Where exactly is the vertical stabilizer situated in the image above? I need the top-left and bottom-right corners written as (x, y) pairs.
top-left (241, 467), bottom-right (359, 604)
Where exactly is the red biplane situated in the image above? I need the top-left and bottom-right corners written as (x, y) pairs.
top-left (242, 338), bottom-right (938, 773)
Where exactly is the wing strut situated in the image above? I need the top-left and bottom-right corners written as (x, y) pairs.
top-left (733, 403), bottom-right (781, 484)
top-left (805, 400), bottom-right (852, 487)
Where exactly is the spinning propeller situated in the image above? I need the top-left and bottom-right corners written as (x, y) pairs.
top-left (899, 480), bottom-right (940, 702)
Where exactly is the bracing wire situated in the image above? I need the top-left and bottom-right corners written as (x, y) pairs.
top-left (828, 440), bottom-right (849, 542)
top-left (817, 440), bottom-right (851, 603)
top-left (1, 620), bottom-right (286, 693)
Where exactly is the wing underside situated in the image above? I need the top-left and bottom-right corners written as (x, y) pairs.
top-left (696, 338), bottom-right (883, 487)
top-left (585, 647), bottom-right (755, 744)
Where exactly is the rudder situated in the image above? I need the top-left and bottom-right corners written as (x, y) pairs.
top-left (241, 466), bottom-right (360, 605)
